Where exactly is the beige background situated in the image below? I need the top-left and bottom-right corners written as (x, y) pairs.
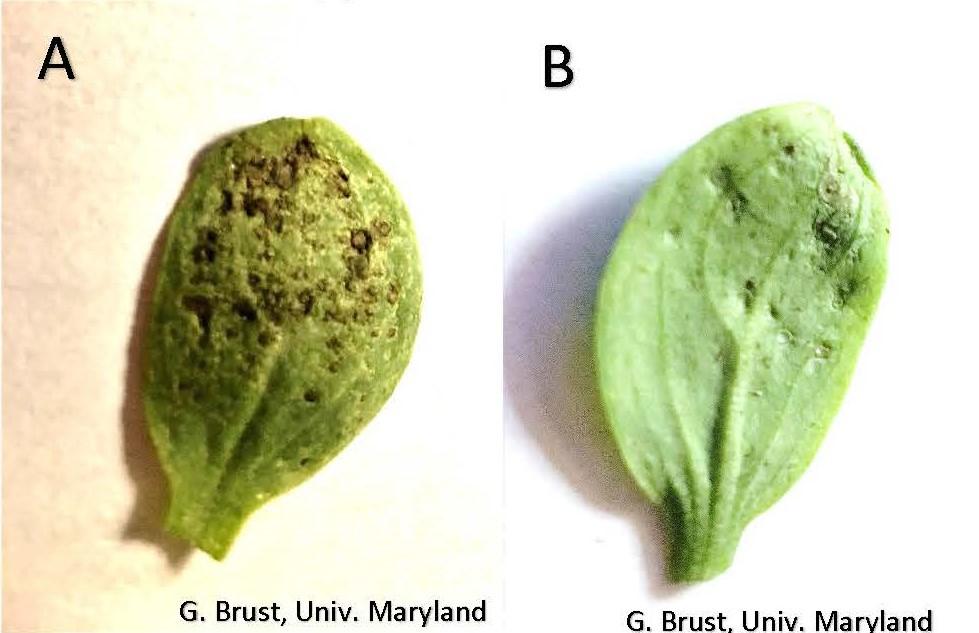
top-left (3, 3), bottom-right (503, 631)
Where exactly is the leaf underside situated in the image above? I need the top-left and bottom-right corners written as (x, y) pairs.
top-left (595, 103), bottom-right (888, 581)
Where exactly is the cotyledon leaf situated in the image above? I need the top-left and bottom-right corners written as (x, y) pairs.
top-left (594, 103), bottom-right (888, 581)
top-left (143, 117), bottom-right (422, 559)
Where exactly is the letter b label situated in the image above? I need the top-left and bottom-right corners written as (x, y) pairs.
top-left (544, 44), bottom-right (573, 88)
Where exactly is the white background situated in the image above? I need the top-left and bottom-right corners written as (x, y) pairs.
top-left (503, 2), bottom-right (979, 631)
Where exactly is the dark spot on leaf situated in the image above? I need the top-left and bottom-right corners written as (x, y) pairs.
top-left (836, 275), bottom-right (860, 307)
top-left (333, 164), bottom-right (352, 198)
top-left (234, 300), bottom-right (258, 322)
top-left (221, 189), bottom-right (234, 213)
top-left (303, 389), bottom-right (320, 403)
top-left (294, 135), bottom-right (317, 158)
top-left (350, 229), bottom-right (373, 254)
top-left (352, 256), bottom-right (370, 279)
top-left (743, 279), bottom-right (757, 310)
top-left (325, 306), bottom-right (348, 324)
top-left (814, 219), bottom-right (840, 247)
top-left (243, 194), bottom-right (270, 218)
top-left (783, 143), bottom-right (795, 156)
top-left (193, 243), bottom-right (216, 264)
top-left (819, 175), bottom-right (841, 202)
top-left (181, 295), bottom-right (213, 341)
top-left (275, 163), bottom-right (294, 188)
top-left (375, 220), bottom-right (392, 236)
top-left (298, 289), bottom-right (315, 315)
top-left (730, 192), bottom-right (748, 219)
top-left (191, 228), bottom-right (220, 264)
top-left (711, 164), bottom-right (750, 222)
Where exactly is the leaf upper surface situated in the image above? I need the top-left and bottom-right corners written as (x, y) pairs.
top-left (143, 118), bottom-right (422, 559)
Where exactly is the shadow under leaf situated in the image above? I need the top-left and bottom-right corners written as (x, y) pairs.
top-left (118, 134), bottom-right (241, 568)
top-left (119, 213), bottom-right (193, 569)
top-left (503, 159), bottom-right (684, 596)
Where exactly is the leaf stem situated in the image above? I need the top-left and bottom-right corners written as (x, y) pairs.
top-left (164, 491), bottom-right (251, 560)
top-left (664, 498), bottom-right (744, 582)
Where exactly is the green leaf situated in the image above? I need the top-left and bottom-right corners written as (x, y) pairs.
top-left (143, 118), bottom-right (422, 559)
top-left (595, 103), bottom-right (888, 581)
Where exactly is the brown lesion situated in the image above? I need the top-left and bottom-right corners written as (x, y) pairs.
top-left (297, 289), bottom-right (315, 315)
top-left (182, 132), bottom-right (405, 377)
top-left (333, 164), bottom-right (352, 198)
top-left (373, 219), bottom-right (392, 236)
top-left (350, 228), bottom-right (373, 254)
top-left (181, 295), bottom-right (214, 344)
top-left (292, 135), bottom-right (318, 160)
top-left (191, 227), bottom-right (220, 265)
top-left (274, 162), bottom-right (294, 189)
top-left (232, 299), bottom-right (258, 322)
top-left (242, 194), bottom-right (269, 218)
top-left (347, 255), bottom-right (370, 280)
top-left (324, 304), bottom-right (350, 325)
top-left (220, 189), bottom-right (234, 213)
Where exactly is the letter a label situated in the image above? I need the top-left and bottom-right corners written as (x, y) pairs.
top-left (38, 36), bottom-right (75, 80)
